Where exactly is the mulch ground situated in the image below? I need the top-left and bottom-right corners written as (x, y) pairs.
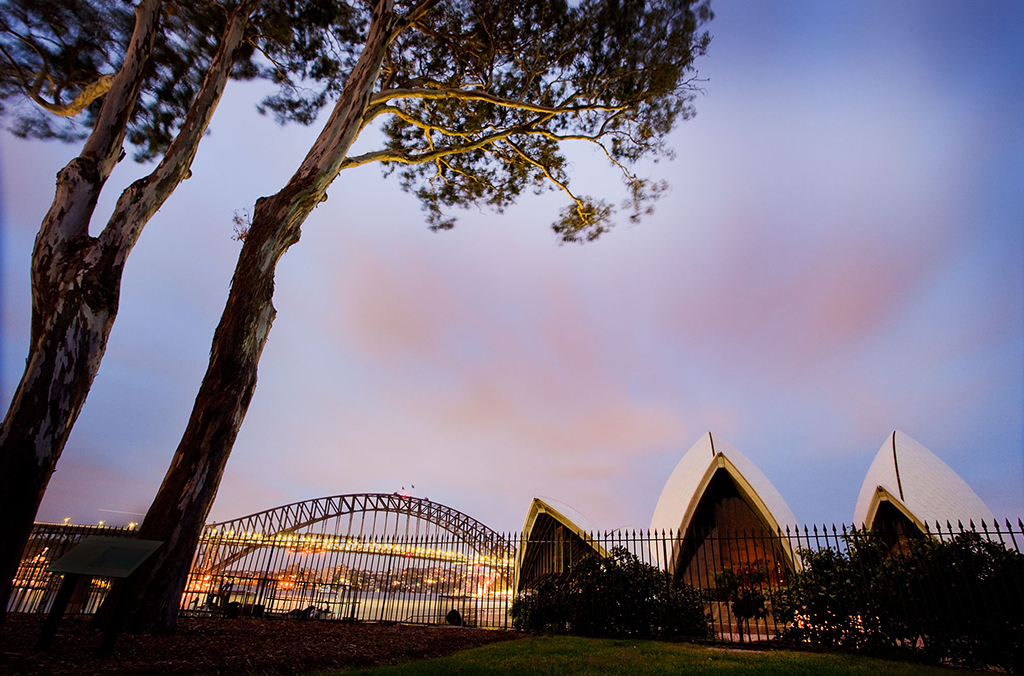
top-left (0, 613), bottom-right (523, 676)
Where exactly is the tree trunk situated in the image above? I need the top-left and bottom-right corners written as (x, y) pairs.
top-left (0, 0), bottom-right (259, 620)
top-left (113, 0), bottom-right (398, 634)
top-left (0, 0), bottom-right (162, 621)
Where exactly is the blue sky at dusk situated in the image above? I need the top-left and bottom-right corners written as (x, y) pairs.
top-left (2, 0), bottom-right (1022, 533)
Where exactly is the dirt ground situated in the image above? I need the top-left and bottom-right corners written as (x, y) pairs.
top-left (0, 613), bottom-right (522, 676)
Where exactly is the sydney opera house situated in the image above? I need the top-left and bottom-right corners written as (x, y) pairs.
top-left (854, 430), bottom-right (995, 538)
top-left (10, 428), bottom-right (1007, 632)
top-left (518, 430), bottom-right (997, 590)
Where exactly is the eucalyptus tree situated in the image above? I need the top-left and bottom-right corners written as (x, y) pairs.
top-left (0, 0), bottom-right (356, 619)
top-left (111, 0), bottom-right (713, 632)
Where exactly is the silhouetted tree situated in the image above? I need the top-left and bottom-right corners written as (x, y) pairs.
top-left (108, 0), bottom-right (713, 633)
top-left (0, 0), bottom-right (363, 619)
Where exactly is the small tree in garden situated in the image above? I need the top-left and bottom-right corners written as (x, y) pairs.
top-left (714, 566), bottom-right (768, 642)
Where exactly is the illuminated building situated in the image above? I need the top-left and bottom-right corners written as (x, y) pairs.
top-left (650, 432), bottom-right (800, 585)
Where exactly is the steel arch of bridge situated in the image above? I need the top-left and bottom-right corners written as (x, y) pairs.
top-left (197, 493), bottom-right (513, 574)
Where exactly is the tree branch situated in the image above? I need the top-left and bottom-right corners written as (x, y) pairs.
top-left (33, 73), bottom-right (116, 117)
top-left (503, 138), bottom-right (585, 213)
top-left (383, 104), bottom-right (492, 138)
top-left (0, 30), bottom-right (116, 117)
top-left (98, 0), bottom-right (263, 261)
top-left (340, 115), bottom-right (550, 169)
top-left (391, 0), bottom-right (443, 39)
top-left (369, 86), bottom-right (627, 115)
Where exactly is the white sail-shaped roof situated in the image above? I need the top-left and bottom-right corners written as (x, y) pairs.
top-left (515, 496), bottom-right (608, 591)
top-left (523, 496), bottom-right (599, 537)
top-left (650, 432), bottom-right (799, 536)
top-left (854, 430), bottom-right (995, 531)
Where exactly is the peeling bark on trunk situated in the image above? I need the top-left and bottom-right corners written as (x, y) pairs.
top-left (0, 0), bottom-right (162, 621)
top-left (0, 0), bottom-right (259, 620)
top-left (114, 0), bottom-right (399, 634)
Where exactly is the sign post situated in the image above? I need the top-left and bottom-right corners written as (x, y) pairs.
top-left (37, 536), bottom-right (162, 651)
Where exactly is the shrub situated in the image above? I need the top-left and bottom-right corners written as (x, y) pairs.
top-left (511, 546), bottom-right (712, 640)
top-left (776, 530), bottom-right (1024, 672)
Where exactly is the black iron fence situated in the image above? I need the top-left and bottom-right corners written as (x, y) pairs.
top-left (10, 519), bottom-right (1024, 651)
top-left (183, 527), bottom-right (514, 627)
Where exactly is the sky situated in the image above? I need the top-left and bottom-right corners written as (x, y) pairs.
top-left (1, 0), bottom-right (1022, 535)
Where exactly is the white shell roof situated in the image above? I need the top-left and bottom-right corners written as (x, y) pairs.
top-left (516, 496), bottom-right (609, 588)
top-left (650, 432), bottom-right (799, 535)
top-left (853, 431), bottom-right (996, 529)
top-left (524, 495), bottom-right (599, 535)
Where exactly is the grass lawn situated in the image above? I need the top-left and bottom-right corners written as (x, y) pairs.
top-left (319, 635), bottom-right (970, 676)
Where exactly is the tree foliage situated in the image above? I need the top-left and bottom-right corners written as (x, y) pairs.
top-left (347, 0), bottom-right (713, 240)
top-left (0, 0), bottom-right (131, 133)
top-left (511, 547), bottom-right (713, 639)
top-left (0, 0), bottom-right (369, 158)
top-left (3, 0), bottom-right (711, 235)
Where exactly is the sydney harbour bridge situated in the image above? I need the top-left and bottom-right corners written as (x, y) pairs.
top-left (13, 493), bottom-right (521, 627)
top-left (16, 491), bottom-right (659, 627)
top-left (185, 493), bottom-right (516, 626)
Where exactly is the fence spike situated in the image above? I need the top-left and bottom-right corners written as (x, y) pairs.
top-left (1007, 520), bottom-right (1022, 553)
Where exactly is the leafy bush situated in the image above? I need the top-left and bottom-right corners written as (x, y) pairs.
top-left (511, 547), bottom-right (712, 640)
top-left (776, 530), bottom-right (1024, 672)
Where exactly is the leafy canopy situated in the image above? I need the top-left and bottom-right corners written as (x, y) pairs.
top-left (0, 0), bottom-right (365, 159)
top-left (1, 0), bottom-right (712, 239)
top-left (355, 0), bottom-right (714, 241)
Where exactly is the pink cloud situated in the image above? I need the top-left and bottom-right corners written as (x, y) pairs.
top-left (658, 206), bottom-right (950, 382)
top-left (333, 241), bottom-right (462, 363)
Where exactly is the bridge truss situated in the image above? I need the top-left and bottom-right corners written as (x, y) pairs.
top-left (194, 493), bottom-right (514, 574)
